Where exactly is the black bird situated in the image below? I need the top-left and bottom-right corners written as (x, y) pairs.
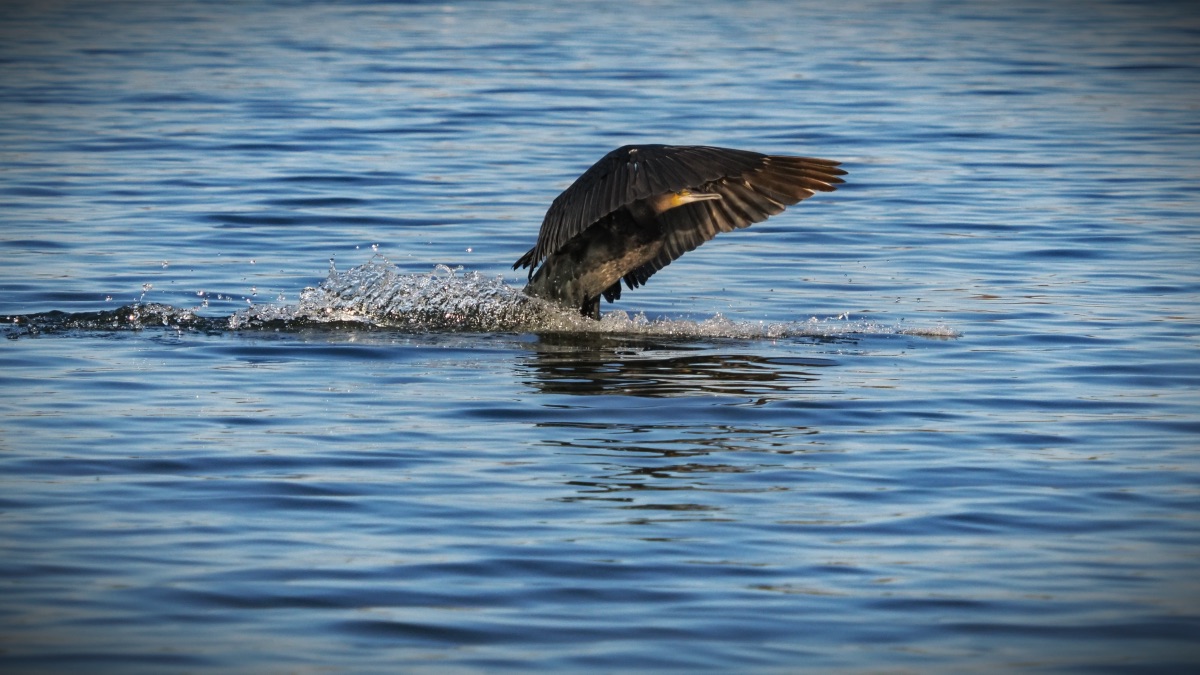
top-left (514, 144), bottom-right (845, 319)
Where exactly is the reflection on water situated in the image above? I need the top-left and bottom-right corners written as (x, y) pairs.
top-left (519, 337), bottom-right (838, 398)
top-left (551, 421), bottom-right (820, 511)
top-left (517, 338), bottom-right (837, 521)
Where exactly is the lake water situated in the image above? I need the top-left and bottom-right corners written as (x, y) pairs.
top-left (2, 0), bottom-right (1199, 671)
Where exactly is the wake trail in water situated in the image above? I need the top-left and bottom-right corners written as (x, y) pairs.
top-left (4, 260), bottom-right (959, 340)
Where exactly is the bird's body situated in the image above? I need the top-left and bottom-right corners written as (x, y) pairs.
top-left (515, 145), bottom-right (845, 318)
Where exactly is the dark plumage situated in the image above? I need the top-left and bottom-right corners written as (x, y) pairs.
top-left (514, 144), bottom-right (845, 318)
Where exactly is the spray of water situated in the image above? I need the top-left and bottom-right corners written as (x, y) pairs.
top-left (5, 259), bottom-right (958, 339)
top-left (227, 259), bottom-right (959, 339)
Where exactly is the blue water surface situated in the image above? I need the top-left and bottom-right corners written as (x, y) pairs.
top-left (2, 1), bottom-right (1199, 671)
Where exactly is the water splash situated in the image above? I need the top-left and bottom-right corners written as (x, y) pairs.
top-left (588, 311), bottom-right (959, 340)
top-left (5, 259), bottom-right (959, 340)
top-left (229, 259), bottom-right (958, 338)
top-left (229, 259), bottom-right (572, 332)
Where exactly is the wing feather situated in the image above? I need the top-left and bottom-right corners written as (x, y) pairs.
top-left (619, 153), bottom-right (846, 291)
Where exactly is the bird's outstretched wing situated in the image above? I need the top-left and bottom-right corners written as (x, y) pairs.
top-left (621, 154), bottom-right (845, 291)
top-left (513, 145), bottom-right (844, 281)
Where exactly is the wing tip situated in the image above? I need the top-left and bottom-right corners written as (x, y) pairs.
top-left (513, 247), bottom-right (537, 272)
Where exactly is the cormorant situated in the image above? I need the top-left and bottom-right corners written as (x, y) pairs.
top-left (514, 144), bottom-right (845, 319)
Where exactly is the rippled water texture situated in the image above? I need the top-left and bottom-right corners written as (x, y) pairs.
top-left (2, 1), bottom-right (1199, 672)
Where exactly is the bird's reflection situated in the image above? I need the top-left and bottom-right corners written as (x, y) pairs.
top-left (516, 334), bottom-right (843, 521)
top-left (517, 333), bottom-right (837, 399)
top-left (546, 420), bottom-right (825, 519)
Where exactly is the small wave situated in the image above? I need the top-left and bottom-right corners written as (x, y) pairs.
top-left (5, 259), bottom-right (959, 340)
top-left (4, 303), bottom-right (228, 336)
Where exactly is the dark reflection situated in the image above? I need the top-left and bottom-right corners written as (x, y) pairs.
top-left (546, 421), bottom-right (825, 516)
top-left (516, 334), bottom-right (840, 518)
top-left (517, 333), bottom-right (838, 399)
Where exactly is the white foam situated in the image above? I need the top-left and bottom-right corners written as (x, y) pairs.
top-left (229, 259), bottom-right (960, 339)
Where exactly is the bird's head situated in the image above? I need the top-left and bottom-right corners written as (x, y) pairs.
top-left (666, 189), bottom-right (722, 210)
